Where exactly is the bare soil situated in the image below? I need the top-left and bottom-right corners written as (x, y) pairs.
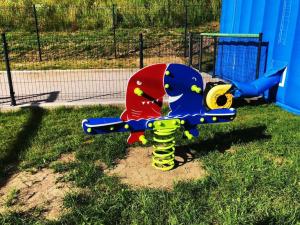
top-left (106, 147), bottom-right (207, 190)
top-left (0, 153), bottom-right (76, 220)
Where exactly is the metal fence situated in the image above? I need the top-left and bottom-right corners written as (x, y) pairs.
top-left (1, 30), bottom-right (268, 106)
top-left (190, 33), bottom-right (268, 82)
top-left (1, 32), bottom-right (189, 106)
top-left (0, 3), bottom-right (220, 62)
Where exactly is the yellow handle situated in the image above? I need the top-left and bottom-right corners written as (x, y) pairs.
top-left (139, 135), bottom-right (148, 145)
top-left (191, 85), bottom-right (202, 94)
top-left (206, 84), bottom-right (233, 109)
top-left (184, 131), bottom-right (194, 140)
top-left (134, 87), bottom-right (143, 96)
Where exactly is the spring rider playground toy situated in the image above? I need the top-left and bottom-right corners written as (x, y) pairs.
top-left (205, 0), bottom-right (300, 115)
top-left (82, 64), bottom-right (236, 171)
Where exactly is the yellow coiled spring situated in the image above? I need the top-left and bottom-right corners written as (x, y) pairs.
top-left (151, 119), bottom-right (180, 171)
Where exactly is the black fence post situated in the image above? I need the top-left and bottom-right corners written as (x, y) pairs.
top-left (184, 2), bottom-right (188, 57)
top-left (255, 32), bottom-right (263, 79)
top-left (139, 33), bottom-right (144, 69)
top-left (188, 33), bottom-right (193, 66)
top-left (199, 34), bottom-right (203, 71)
top-left (112, 4), bottom-right (117, 58)
top-left (33, 4), bottom-right (42, 62)
top-left (2, 33), bottom-right (16, 106)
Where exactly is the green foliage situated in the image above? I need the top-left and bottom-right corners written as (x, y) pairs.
top-left (0, 104), bottom-right (299, 224)
top-left (5, 188), bottom-right (20, 207)
top-left (0, 0), bottom-right (221, 32)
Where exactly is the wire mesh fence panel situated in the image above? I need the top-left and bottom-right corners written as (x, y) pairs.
top-left (0, 2), bottom-right (223, 106)
top-left (191, 35), bottom-right (215, 74)
top-left (2, 34), bottom-right (141, 105)
top-left (143, 35), bottom-right (187, 66)
top-left (216, 37), bottom-right (267, 82)
top-left (0, 39), bottom-right (11, 105)
top-left (2, 32), bottom-right (248, 106)
top-left (193, 34), bottom-right (268, 83)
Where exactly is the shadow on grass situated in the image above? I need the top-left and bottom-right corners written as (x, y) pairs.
top-left (174, 125), bottom-right (270, 168)
top-left (0, 107), bottom-right (45, 187)
top-left (233, 98), bottom-right (268, 108)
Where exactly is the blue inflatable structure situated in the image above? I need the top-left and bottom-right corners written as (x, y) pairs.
top-left (218, 0), bottom-right (300, 115)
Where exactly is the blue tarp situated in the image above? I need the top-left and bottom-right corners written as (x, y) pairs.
top-left (219, 0), bottom-right (300, 115)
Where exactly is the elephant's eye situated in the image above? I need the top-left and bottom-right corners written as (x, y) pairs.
top-left (192, 77), bottom-right (197, 81)
top-left (136, 80), bottom-right (142, 85)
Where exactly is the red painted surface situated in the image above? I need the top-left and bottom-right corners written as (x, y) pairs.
top-left (121, 64), bottom-right (167, 143)
top-left (127, 131), bottom-right (145, 144)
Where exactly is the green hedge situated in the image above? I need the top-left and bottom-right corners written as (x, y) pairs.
top-left (0, 0), bottom-right (221, 32)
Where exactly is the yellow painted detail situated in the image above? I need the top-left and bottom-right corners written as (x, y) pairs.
top-left (212, 117), bottom-right (217, 122)
top-left (151, 119), bottom-right (180, 171)
top-left (200, 118), bottom-right (205, 123)
top-left (124, 124), bottom-right (129, 129)
top-left (87, 128), bottom-right (92, 133)
top-left (164, 84), bottom-right (170, 89)
top-left (191, 85), bottom-right (202, 93)
top-left (134, 87), bottom-right (143, 96)
top-left (139, 135), bottom-right (148, 145)
top-left (184, 130), bottom-right (194, 140)
top-left (148, 123), bottom-right (153, 128)
top-left (165, 70), bottom-right (170, 76)
top-left (206, 84), bottom-right (233, 109)
top-left (110, 127), bottom-right (114, 131)
top-left (180, 120), bottom-right (185, 125)
top-left (153, 119), bottom-right (181, 130)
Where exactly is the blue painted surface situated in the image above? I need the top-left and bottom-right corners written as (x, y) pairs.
top-left (233, 72), bottom-right (282, 98)
top-left (164, 64), bottom-right (205, 116)
top-left (220, 0), bottom-right (300, 115)
top-left (82, 111), bottom-right (236, 136)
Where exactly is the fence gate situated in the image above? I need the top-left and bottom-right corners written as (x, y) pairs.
top-left (190, 32), bottom-right (268, 83)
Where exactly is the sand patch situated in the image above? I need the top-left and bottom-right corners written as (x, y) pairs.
top-left (57, 152), bottom-right (76, 163)
top-left (106, 147), bottom-right (207, 190)
top-left (0, 153), bottom-right (76, 220)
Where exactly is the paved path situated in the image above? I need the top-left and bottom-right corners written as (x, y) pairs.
top-left (0, 69), bottom-right (219, 106)
top-left (0, 68), bottom-right (138, 106)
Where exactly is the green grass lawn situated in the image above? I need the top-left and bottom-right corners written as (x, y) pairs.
top-left (0, 103), bottom-right (299, 224)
